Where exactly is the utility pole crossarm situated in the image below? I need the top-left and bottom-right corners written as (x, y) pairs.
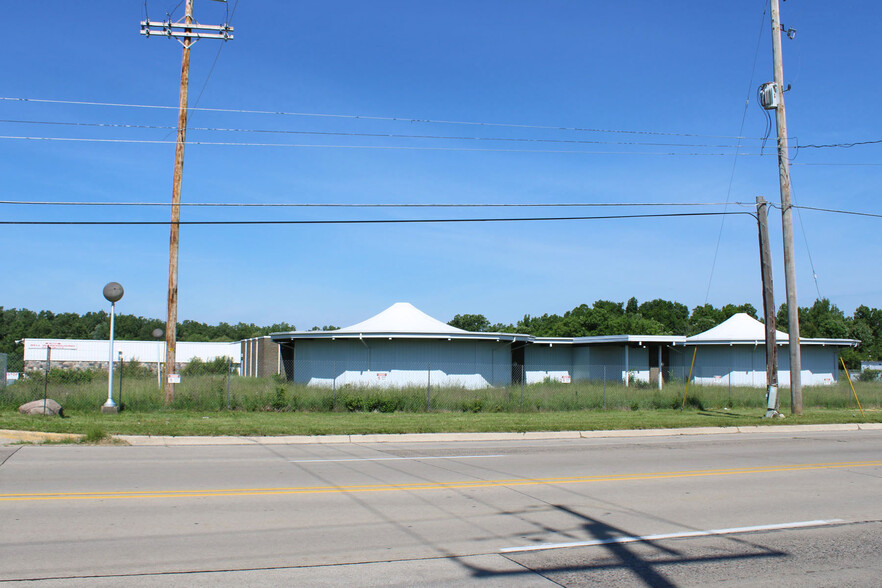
top-left (141, 19), bottom-right (234, 41)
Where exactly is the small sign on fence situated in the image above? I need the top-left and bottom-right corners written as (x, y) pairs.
top-left (167, 374), bottom-right (181, 384)
top-left (376, 372), bottom-right (388, 380)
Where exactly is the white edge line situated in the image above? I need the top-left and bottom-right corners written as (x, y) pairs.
top-left (290, 454), bottom-right (505, 463)
top-left (500, 519), bottom-right (844, 553)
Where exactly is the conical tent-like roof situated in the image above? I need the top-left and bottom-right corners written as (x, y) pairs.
top-left (335, 302), bottom-right (467, 334)
top-left (687, 313), bottom-right (787, 344)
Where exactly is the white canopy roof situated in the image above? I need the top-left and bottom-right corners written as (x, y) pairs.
top-left (271, 303), bottom-right (531, 342)
top-left (686, 313), bottom-right (858, 347)
top-left (336, 302), bottom-right (466, 334)
top-left (688, 313), bottom-right (787, 344)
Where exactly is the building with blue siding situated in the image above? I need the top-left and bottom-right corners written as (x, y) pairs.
top-left (270, 304), bottom-right (858, 389)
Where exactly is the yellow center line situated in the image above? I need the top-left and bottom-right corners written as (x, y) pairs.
top-left (2, 460), bottom-right (880, 502)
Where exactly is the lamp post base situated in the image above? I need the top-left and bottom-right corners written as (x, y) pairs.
top-left (100, 404), bottom-right (119, 414)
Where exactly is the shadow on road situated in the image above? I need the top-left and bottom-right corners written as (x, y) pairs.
top-left (458, 504), bottom-right (787, 587)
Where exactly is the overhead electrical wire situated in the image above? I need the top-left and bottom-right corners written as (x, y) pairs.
top-left (0, 135), bottom-right (778, 157)
top-left (0, 200), bottom-right (752, 208)
top-left (181, 0), bottom-right (240, 135)
top-left (0, 97), bottom-right (770, 140)
top-left (0, 118), bottom-right (760, 149)
top-left (791, 162), bottom-right (882, 166)
top-left (788, 204), bottom-right (882, 219)
top-left (704, 0), bottom-right (768, 305)
top-left (796, 139), bottom-right (882, 149)
top-left (0, 211), bottom-right (754, 226)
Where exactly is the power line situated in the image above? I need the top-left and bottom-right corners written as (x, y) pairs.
top-left (705, 0), bottom-right (768, 305)
top-left (0, 118), bottom-right (762, 149)
top-left (794, 201), bottom-right (822, 299)
top-left (0, 96), bottom-right (770, 140)
top-left (189, 0), bottom-right (240, 111)
top-left (788, 204), bottom-right (882, 219)
top-left (797, 139), bottom-right (882, 149)
top-left (0, 211), bottom-right (754, 226)
top-left (0, 134), bottom-right (779, 156)
top-left (0, 200), bottom-right (755, 208)
top-left (791, 162), bottom-right (882, 166)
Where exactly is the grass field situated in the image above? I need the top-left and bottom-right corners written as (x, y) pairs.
top-left (4, 372), bottom-right (879, 413)
top-left (1, 372), bottom-right (878, 437)
top-left (0, 408), bottom-right (879, 438)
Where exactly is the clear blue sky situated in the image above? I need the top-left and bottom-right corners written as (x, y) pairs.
top-left (1, 1), bottom-right (880, 330)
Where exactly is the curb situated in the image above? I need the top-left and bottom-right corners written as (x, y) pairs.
top-left (0, 429), bottom-right (82, 444)
top-left (109, 422), bottom-right (882, 447)
top-left (3, 423), bottom-right (880, 447)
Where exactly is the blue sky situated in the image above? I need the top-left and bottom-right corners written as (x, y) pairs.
top-left (1, 1), bottom-right (880, 330)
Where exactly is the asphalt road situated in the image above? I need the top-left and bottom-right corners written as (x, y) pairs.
top-left (2, 430), bottom-right (881, 586)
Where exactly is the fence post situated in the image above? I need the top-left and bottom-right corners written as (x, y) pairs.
top-left (226, 358), bottom-right (232, 410)
top-left (427, 362), bottom-right (431, 412)
top-left (728, 353), bottom-right (732, 407)
top-left (333, 360), bottom-right (337, 409)
top-left (603, 365), bottom-right (607, 410)
top-left (519, 366), bottom-right (524, 411)
top-left (43, 346), bottom-right (51, 414)
top-left (520, 364), bottom-right (525, 399)
top-left (118, 352), bottom-right (124, 410)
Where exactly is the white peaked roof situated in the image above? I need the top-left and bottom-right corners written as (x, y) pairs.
top-left (336, 302), bottom-right (467, 334)
top-left (271, 303), bottom-right (532, 342)
top-left (688, 313), bottom-right (786, 344)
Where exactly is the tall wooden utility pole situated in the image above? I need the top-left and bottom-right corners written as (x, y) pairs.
top-left (769, 0), bottom-right (802, 414)
top-left (756, 197), bottom-right (779, 418)
top-left (141, 1), bottom-right (233, 404)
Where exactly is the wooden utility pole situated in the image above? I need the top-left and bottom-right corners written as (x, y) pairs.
top-left (769, 0), bottom-right (802, 414)
top-left (141, 1), bottom-right (233, 404)
top-left (756, 197), bottom-right (779, 417)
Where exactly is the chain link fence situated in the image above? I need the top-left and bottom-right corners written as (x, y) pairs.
top-left (1, 357), bottom-right (878, 413)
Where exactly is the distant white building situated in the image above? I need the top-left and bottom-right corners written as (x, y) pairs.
top-left (22, 339), bottom-right (239, 372)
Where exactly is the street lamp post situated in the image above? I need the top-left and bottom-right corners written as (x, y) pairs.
top-left (102, 282), bottom-right (124, 414)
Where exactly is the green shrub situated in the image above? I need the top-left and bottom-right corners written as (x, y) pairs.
top-left (182, 357), bottom-right (232, 376)
top-left (460, 398), bottom-right (484, 413)
top-left (83, 426), bottom-right (108, 443)
top-left (271, 385), bottom-right (287, 410)
top-left (858, 369), bottom-right (880, 382)
top-left (343, 395), bottom-right (364, 412)
top-left (365, 393), bottom-right (404, 413)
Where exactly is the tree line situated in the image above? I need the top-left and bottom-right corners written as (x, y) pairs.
top-left (2, 298), bottom-right (880, 370)
top-left (448, 298), bottom-right (882, 368)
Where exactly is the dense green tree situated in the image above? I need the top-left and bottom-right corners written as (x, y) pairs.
top-left (448, 314), bottom-right (492, 332)
top-left (639, 299), bottom-right (690, 334)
